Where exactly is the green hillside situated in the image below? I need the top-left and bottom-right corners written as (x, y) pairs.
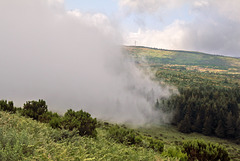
top-left (124, 46), bottom-right (240, 160)
top-left (125, 46), bottom-right (240, 74)
top-left (125, 46), bottom-right (240, 88)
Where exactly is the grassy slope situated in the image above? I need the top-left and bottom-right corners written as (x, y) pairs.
top-left (0, 111), bottom-right (162, 161)
top-left (124, 46), bottom-right (240, 160)
top-left (125, 46), bottom-right (240, 88)
top-left (136, 125), bottom-right (240, 160)
top-left (125, 46), bottom-right (240, 73)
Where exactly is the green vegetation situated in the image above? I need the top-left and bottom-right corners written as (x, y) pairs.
top-left (1, 99), bottom-right (233, 160)
top-left (137, 125), bottom-right (240, 160)
top-left (22, 99), bottom-right (48, 120)
top-left (182, 140), bottom-right (230, 161)
top-left (107, 124), bottom-right (164, 152)
top-left (0, 111), bottom-right (161, 161)
top-left (159, 86), bottom-right (240, 139)
top-left (125, 46), bottom-right (240, 160)
top-left (126, 46), bottom-right (240, 73)
top-left (125, 46), bottom-right (240, 140)
top-left (0, 100), bottom-right (16, 113)
top-left (61, 109), bottom-right (97, 137)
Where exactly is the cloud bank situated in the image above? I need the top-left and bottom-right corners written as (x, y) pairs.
top-left (0, 0), bottom-right (173, 124)
top-left (123, 0), bottom-right (240, 57)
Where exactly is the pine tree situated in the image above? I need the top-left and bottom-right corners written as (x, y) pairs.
top-left (192, 114), bottom-right (202, 133)
top-left (178, 114), bottom-right (191, 133)
top-left (203, 115), bottom-right (213, 136)
top-left (215, 120), bottom-right (225, 138)
top-left (235, 118), bottom-right (240, 139)
top-left (226, 112), bottom-right (235, 138)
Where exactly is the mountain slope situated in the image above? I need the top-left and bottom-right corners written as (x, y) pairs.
top-left (125, 46), bottom-right (240, 88)
top-left (125, 46), bottom-right (240, 74)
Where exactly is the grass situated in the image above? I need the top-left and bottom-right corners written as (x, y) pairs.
top-left (136, 124), bottom-right (240, 160)
top-left (125, 46), bottom-right (240, 74)
top-left (125, 46), bottom-right (240, 89)
top-left (0, 111), bottom-right (164, 161)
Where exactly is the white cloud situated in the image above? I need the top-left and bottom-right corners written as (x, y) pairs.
top-left (193, 0), bottom-right (209, 8)
top-left (124, 20), bottom-right (186, 50)
top-left (123, 0), bottom-right (240, 57)
top-left (119, 0), bottom-right (187, 14)
top-left (67, 10), bottom-right (119, 40)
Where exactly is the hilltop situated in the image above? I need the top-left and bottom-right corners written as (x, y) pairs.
top-left (125, 46), bottom-right (240, 73)
top-left (124, 46), bottom-right (240, 88)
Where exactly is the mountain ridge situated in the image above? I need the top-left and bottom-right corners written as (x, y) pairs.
top-left (125, 45), bottom-right (240, 59)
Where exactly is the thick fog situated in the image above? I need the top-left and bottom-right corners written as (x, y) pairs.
top-left (0, 0), bottom-right (173, 124)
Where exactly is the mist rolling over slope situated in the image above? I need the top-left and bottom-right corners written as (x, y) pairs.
top-left (0, 0), bottom-right (174, 124)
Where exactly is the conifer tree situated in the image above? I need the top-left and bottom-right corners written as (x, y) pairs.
top-left (226, 112), bottom-right (235, 138)
top-left (178, 114), bottom-right (191, 133)
top-left (203, 115), bottom-right (213, 136)
top-left (192, 114), bottom-right (202, 133)
top-left (215, 120), bottom-right (225, 138)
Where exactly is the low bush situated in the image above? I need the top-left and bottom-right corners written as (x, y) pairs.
top-left (108, 125), bottom-right (164, 153)
top-left (49, 116), bottom-right (62, 129)
top-left (22, 99), bottom-right (48, 120)
top-left (161, 147), bottom-right (188, 161)
top-left (0, 100), bottom-right (16, 113)
top-left (108, 125), bottom-right (137, 145)
top-left (50, 129), bottom-right (78, 142)
top-left (61, 109), bottom-right (97, 137)
top-left (182, 140), bottom-right (230, 161)
top-left (148, 137), bottom-right (164, 152)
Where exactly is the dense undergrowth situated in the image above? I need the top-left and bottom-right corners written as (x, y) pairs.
top-left (0, 111), bottom-right (161, 161)
top-left (0, 99), bottom-right (232, 160)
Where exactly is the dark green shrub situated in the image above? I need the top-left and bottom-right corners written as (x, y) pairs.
top-left (134, 135), bottom-right (143, 145)
top-left (0, 100), bottom-right (16, 113)
top-left (38, 111), bottom-right (60, 123)
top-left (108, 125), bottom-right (164, 152)
top-left (50, 129), bottom-right (78, 142)
top-left (182, 140), bottom-right (230, 161)
top-left (49, 116), bottom-right (62, 129)
top-left (61, 109), bottom-right (97, 137)
top-left (108, 125), bottom-right (137, 145)
top-left (148, 137), bottom-right (164, 153)
top-left (22, 99), bottom-right (48, 120)
top-left (161, 147), bottom-right (188, 161)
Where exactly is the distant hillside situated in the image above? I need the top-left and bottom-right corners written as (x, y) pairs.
top-left (125, 46), bottom-right (240, 75)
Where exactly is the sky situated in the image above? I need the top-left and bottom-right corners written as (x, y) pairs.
top-left (65, 0), bottom-right (240, 57)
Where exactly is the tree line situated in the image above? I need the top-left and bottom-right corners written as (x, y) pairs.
top-left (157, 85), bottom-right (240, 142)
